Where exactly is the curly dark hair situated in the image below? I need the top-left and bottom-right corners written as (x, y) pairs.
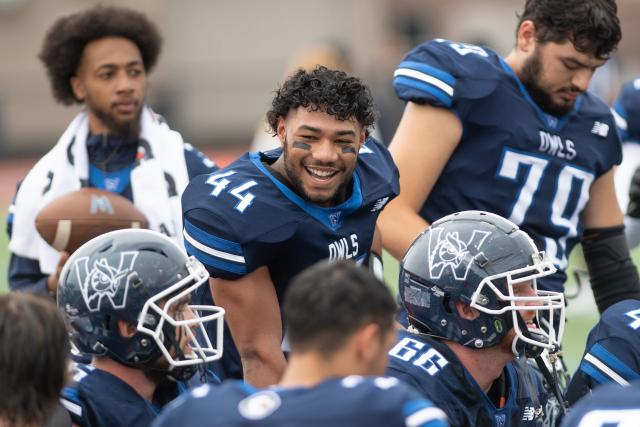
top-left (266, 66), bottom-right (376, 135)
top-left (39, 5), bottom-right (162, 105)
top-left (517, 0), bottom-right (620, 60)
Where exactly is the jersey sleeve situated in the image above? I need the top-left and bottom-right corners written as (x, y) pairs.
top-left (394, 384), bottom-right (449, 427)
top-left (613, 78), bottom-right (640, 143)
top-left (183, 143), bottom-right (218, 180)
top-left (60, 386), bottom-right (90, 427)
top-left (393, 39), bottom-right (500, 110)
top-left (182, 208), bottom-right (272, 280)
top-left (575, 337), bottom-right (640, 387)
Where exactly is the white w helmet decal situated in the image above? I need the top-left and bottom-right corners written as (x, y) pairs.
top-left (73, 252), bottom-right (139, 312)
top-left (428, 228), bottom-right (490, 281)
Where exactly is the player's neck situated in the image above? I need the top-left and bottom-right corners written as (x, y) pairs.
top-left (503, 50), bottom-right (524, 78)
top-left (92, 357), bottom-right (157, 401)
top-left (279, 351), bottom-right (357, 388)
top-left (445, 341), bottom-right (512, 393)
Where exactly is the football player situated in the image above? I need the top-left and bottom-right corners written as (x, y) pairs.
top-left (561, 381), bottom-right (640, 427)
top-left (57, 229), bottom-right (225, 427)
top-left (151, 261), bottom-right (449, 427)
top-left (565, 298), bottom-right (640, 405)
top-left (386, 211), bottom-right (566, 426)
top-left (181, 66), bottom-right (399, 386)
top-left (6, 5), bottom-right (217, 297)
top-left (377, 0), bottom-right (640, 315)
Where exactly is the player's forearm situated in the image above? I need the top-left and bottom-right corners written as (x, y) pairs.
top-left (8, 253), bottom-right (50, 296)
top-left (240, 346), bottom-right (287, 387)
top-left (378, 207), bottom-right (429, 260)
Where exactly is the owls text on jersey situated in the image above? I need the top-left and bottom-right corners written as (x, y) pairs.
top-left (150, 376), bottom-right (448, 427)
top-left (560, 381), bottom-right (640, 427)
top-left (394, 38), bottom-right (621, 293)
top-left (386, 329), bottom-right (547, 427)
top-left (567, 299), bottom-right (640, 404)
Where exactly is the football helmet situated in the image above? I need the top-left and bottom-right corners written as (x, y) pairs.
top-left (399, 211), bottom-right (564, 356)
top-left (57, 229), bottom-right (224, 380)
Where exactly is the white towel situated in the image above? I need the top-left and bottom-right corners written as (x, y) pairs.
top-left (10, 106), bottom-right (189, 274)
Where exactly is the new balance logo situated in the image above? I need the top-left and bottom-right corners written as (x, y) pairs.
top-left (591, 121), bottom-right (610, 137)
top-left (522, 407), bottom-right (536, 421)
top-left (371, 197), bottom-right (389, 212)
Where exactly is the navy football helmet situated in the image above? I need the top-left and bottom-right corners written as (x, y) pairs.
top-left (57, 229), bottom-right (224, 380)
top-left (399, 211), bottom-right (564, 356)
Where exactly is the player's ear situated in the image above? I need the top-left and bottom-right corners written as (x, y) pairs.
top-left (355, 323), bottom-right (382, 363)
top-left (516, 20), bottom-right (537, 53)
top-left (276, 117), bottom-right (287, 147)
top-left (455, 300), bottom-right (480, 320)
top-left (70, 75), bottom-right (86, 103)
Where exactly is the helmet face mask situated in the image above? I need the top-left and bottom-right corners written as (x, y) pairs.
top-left (469, 258), bottom-right (565, 356)
top-left (399, 211), bottom-right (565, 357)
top-left (138, 256), bottom-right (224, 371)
top-left (58, 229), bottom-right (225, 380)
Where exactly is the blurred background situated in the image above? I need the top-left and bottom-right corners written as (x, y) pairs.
top-left (2, 0), bottom-right (640, 369)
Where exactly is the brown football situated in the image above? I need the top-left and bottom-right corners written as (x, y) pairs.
top-left (35, 188), bottom-right (148, 253)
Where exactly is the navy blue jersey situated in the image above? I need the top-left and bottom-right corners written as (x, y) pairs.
top-left (566, 299), bottom-right (640, 404)
top-left (151, 376), bottom-right (448, 427)
top-left (181, 138), bottom-right (399, 379)
top-left (59, 363), bottom-right (188, 427)
top-left (386, 329), bottom-right (547, 427)
top-left (394, 39), bottom-right (622, 293)
top-left (612, 77), bottom-right (640, 143)
top-left (561, 381), bottom-right (640, 427)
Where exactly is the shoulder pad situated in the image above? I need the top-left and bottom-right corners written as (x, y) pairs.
top-left (394, 38), bottom-right (502, 108)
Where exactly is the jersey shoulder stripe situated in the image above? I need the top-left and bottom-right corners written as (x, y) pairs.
top-left (580, 342), bottom-right (640, 386)
top-left (183, 218), bottom-right (247, 275)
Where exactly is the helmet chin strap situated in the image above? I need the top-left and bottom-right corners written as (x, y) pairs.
top-left (158, 322), bottom-right (198, 382)
top-left (511, 313), bottom-right (568, 418)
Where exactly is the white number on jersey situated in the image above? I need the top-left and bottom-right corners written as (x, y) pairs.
top-left (497, 149), bottom-right (594, 269)
top-left (389, 337), bottom-right (448, 375)
top-left (205, 170), bottom-right (258, 213)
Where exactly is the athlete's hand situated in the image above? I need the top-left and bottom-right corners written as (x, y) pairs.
top-left (47, 251), bottom-right (69, 297)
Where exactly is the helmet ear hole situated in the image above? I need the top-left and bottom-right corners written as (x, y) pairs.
top-left (97, 243), bottom-right (113, 254)
top-left (140, 247), bottom-right (169, 258)
top-left (442, 295), bottom-right (454, 314)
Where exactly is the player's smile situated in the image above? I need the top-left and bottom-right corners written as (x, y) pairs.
top-left (303, 164), bottom-right (341, 187)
